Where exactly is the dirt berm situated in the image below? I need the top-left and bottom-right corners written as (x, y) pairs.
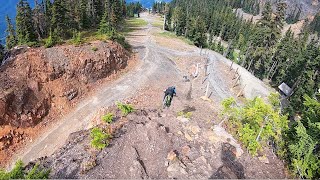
top-left (0, 41), bottom-right (129, 153)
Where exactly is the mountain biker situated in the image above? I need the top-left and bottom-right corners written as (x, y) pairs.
top-left (163, 86), bottom-right (177, 107)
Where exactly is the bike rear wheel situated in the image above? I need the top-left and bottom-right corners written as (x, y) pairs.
top-left (163, 95), bottom-right (172, 108)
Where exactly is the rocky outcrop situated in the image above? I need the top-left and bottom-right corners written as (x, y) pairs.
top-left (261, 0), bottom-right (320, 19)
top-left (0, 41), bottom-right (129, 128)
top-left (32, 108), bottom-right (286, 179)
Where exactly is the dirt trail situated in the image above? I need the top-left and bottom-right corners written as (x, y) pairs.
top-left (10, 12), bottom-right (275, 176)
top-left (9, 13), bottom-right (182, 168)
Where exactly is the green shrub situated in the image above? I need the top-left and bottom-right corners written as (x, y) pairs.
top-left (110, 31), bottom-right (131, 49)
top-left (101, 113), bottom-right (114, 123)
top-left (221, 95), bottom-right (288, 156)
top-left (7, 160), bottom-right (24, 179)
top-left (90, 127), bottom-right (111, 150)
top-left (45, 31), bottom-right (57, 48)
top-left (0, 160), bottom-right (49, 180)
top-left (116, 102), bottom-right (134, 116)
top-left (91, 47), bottom-right (98, 51)
top-left (72, 31), bottom-right (82, 45)
top-left (25, 164), bottom-right (50, 179)
top-left (26, 41), bottom-right (39, 47)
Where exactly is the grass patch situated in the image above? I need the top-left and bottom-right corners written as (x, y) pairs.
top-left (101, 113), bottom-right (114, 123)
top-left (158, 31), bottom-right (194, 45)
top-left (116, 102), bottom-right (134, 116)
top-left (122, 18), bottom-right (148, 35)
top-left (151, 21), bottom-right (163, 29)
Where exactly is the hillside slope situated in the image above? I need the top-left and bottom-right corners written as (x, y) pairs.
top-left (257, 0), bottom-right (319, 19)
top-left (0, 41), bottom-right (130, 167)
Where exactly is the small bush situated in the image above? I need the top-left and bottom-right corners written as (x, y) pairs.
top-left (72, 31), bottom-right (82, 45)
top-left (45, 31), bottom-right (58, 48)
top-left (90, 127), bottom-right (111, 150)
top-left (26, 41), bottom-right (39, 47)
top-left (45, 36), bottom-right (54, 48)
top-left (91, 47), bottom-right (98, 51)
top-left (110, 31), bottom-right (131, 49)
top-left (25, 164), bottom-right (50, 179)
top-left (116, 102), bottom-right (134, 116)
top-left (101, 113), bottom-right (114, 123)
top-left (221, 96), bottom-right (288, 156)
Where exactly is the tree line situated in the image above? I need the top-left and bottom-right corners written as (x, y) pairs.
top-left (162, 0), bottom-right (319, 178)
top-left (2, 0), bottom-right (142, 52)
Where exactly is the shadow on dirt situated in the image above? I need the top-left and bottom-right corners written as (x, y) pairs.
top-left (132, 45), bottom-right (146, 50)
top-left (210, 143), bottom-right (245, 179)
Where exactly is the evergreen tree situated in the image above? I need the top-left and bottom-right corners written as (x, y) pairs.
top-left (164, 3), bottom-right (172, 30)
top-left (79, 0), bottom-right (89, 30)
top-left (99, 11), bottom-right (113, 35)
top-left (5, 15), bottom-right (17, 49)
top-left (110, 0), bottom-right (123, 28)
top-left (289, 40), bottom-right (320, 111)
top-left (309, 12), bottom-right (320, 35)
top-left (270, 28), bottom-right (295, 84)
top-left (51, 0), bottom-right (68, 37)
top-left (44, 0), bottom-right (52, 34)
top-left (190, 16), bottom-right (207, 47)
top-left (16, 0), bottom-right (37, 45)
top-left (172, 7), bottom-right (186, 36)
top-left (286, 95), bottom-right (320, 178)
top-left (33, 0), bottom-right (47, 38)
top-left (0, 42), bottom-right (4, 62)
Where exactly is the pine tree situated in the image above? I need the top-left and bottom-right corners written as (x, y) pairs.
top-left (191, 16), bottom-right (207, 47)
top-left (110, 0), bottom-right (123, 28)
top-left (135, 2), bottom-right (142, 17)
top-left (5, 15), bottom-right (17, 49)
top-left (288, 40), bottom-right (320, 111)
top-left (309, 12), bottom-right (320, 35)
top-left (16, 0), bottom-right (37, 45)
top-left (287, 95), bottom-right (320, 178)
top-left (79, 0), bottom-right (89, 30)
top-left (99, 11), bottom-right (113, 35)
top-left (51, 0), bottom-right (68, 37)
top-left (164, 3), bottom-right (172, 30)
top-left (0, 42), bottom-right (4, 62)
top-left (270, 28), bottom-right (295, 84)
top-left (172, 7), bottom-right (186, 36)
top-left (44, 0), bottom-right (52, 34)
top-left (121, 0), bottom-right (127, 17)
top-left (273, 2), bottom-right (287, 39)
top-left (33, 0), bottom-right (47, 38)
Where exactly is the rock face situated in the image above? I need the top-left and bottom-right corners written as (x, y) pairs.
top-left (0, 41), bottom-right (129, 128)
top-left (262, 0), bottom-right (320, 19)
top-left (31, 107), bottom-right (287, 179)
top-left (38, 110), bottom-right (173, 179)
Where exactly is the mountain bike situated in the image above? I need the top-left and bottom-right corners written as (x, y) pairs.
top-left (163, 95), bottom-right (172, 109)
